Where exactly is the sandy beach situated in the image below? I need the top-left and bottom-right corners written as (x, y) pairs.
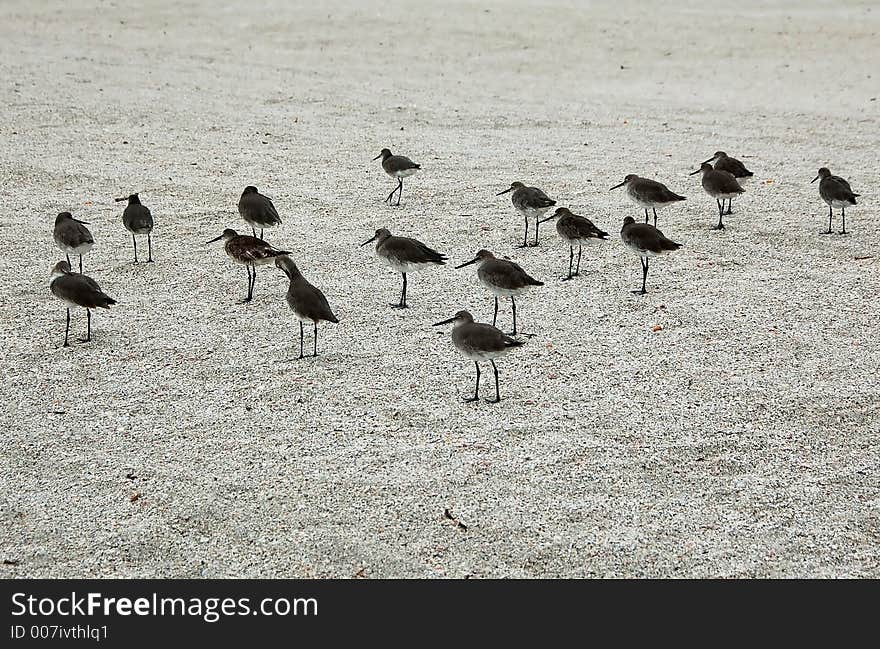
top-left (0, 0), bottom-right (877, 577)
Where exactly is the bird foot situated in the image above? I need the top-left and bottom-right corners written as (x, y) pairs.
top-left (77, 338), bottom-right (91, 344)
top-left (390, 303), bottom-right (409, 309)
top-left (515, 244), bottom-right (529, 249)
top-left (147, 259), bottom-right (155, 263)
top-left (463, 396), bottom-right (480, 403)
top-left (484, 397), bottom-right (501, 404)
top-left (711, 224), bottom-right (725, 231)
top-left (838, 231), bottom-right (849, 236)
top-left (561, 275), bottom-right (575, 281)
top-left (631, 289), bottom-right (647, 295)
top-left (62, 342), bottom-right (70, 348)
top-left (238, 297), bottom-right (253, 304)
top-left (527, 242), bottom-right (540, 247)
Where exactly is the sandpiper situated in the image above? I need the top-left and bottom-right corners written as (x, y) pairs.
top-left (538, 207), bottom-right (610, 280)
top-left (206, 228), bottom-right (291, 303)
top-left (360, 228), bottom-right (447, 309)
top-left (620, 216), bottom-right (682, 295)
top-left (689, 162), bottom-right (745, 230)
top-left (496, 181), bottom-right (556, 247)
top-left (433, 310), bottom-right (524, 403)
top-left (455, 250), bottom-right (543, 336)
top-left (812, 167), bottom-right (859, 235)
top-left (53, 212), bottom-right (94, 273)
top-left (704, 152), bottom-right (753, 214)
top-left (49, 260), bottom-right (116, 347)
top-left (373, 148), bottom-right (420, 206)
top-left (238, 186), bottom-right (281, 240)
top-left (275, 255), bottom-right (338, 359)
top-left (609, 175), bottom-right (685, 227)
top-left (115, 193), bottom-right (154, 262)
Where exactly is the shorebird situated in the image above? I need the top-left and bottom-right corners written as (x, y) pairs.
top-left (238, 186), bottom-right (281, 240)
top-left (704, 152), bottom-right (753, 214)
top-left (433, 310), bottom-right (524, 403)
top-left (689, 163), bottom-right (745, 230)
top-left (538, 207), bottom-right (610, 280)
top-left (275, 255), bottom-right (338, 359)
top-left (206, 229), bottom-right (291, 303)
top-left (496, 181), bottom-right (556, 247)
top-left (373, 148), bottom-right (420, 206)
top-left (455, 250), bottom-right (543, 336)
top-left (812, 167), bottom-right (859, 235)
top-left (53, 212), bottom-right (94, 273)
top-left (49, 260), bottom-right (116, 347)
top-left (620, 216), bottom-right (682, 295)
top-left (115, 193), bottom-right (154, 262)
top-left (609, 175), bottom-right (685, 227)
top-left (360, 228), bottom-right (447, 309)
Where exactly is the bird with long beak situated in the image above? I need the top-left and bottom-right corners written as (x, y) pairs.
top-left (812, 167), bottom-right (859, 235)
top-left (609, 175), bottom-right (685, 227)
top-left (455, 250), bottom-right (542, 336)
top-left (620, 217), bottom-right (682, 295)
top-left (703, 152), bottom-right (753, 214)
top-left (275, 255), bottom-right (338, 359)
top-left (53, 212), bottom-right (94, 273)
top-left (206, 229), bottom-right (291, 303)
top-left (50, 260), bottom-right (116, 347)
top-left (538, 207), bottom-right (610, 280)
top-left (433, 310), bottom-right (524, 404)
top-left (115, 193), bottom-right (154, 262)
top-left (688, 163), bottom-right (745, 230)
top-left (360, 227), bottom-right (446, 309)
top-left (496, 181), bottom-right (556, 247)
top-left (373, 148), bottom-right (421, 206)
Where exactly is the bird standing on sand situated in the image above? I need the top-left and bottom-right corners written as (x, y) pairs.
top-left (812, 167), bottom-right (859, 235)
top-left (53, 212), bottom-right (94, 273)
top-left (689, 163), bottom-right (745, 230)
top-left (115, 193), bottom-right (154, 262)
top-left (538, 207), bottom-right (610, 280)
top-left (373, 148), bottom-right (421, 206)
top-left (238, 186), bottom-right (281, 240)
top-left (361, 228), bottom-right (446, 309)
top-left (433, 310), bottom-right (524, 404)
top-left (455, 250), bottom-right (543, 336)
top-left (275, 255), bottom-right (338, 359)
top-left (703, 151), bottom-right (753, 214)
top-left (609, 175), bottom-right (686, 227)
top-left (496, 181), bottom-right (556, 247)
top-left (49, 260), bottom-right (116, 347)
top-left (620, 217), bottom-right (682, 295)
top-left (206, 228), bottom-right (291, 303)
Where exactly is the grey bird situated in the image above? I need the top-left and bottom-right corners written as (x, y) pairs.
top-left (496, 181), bottom-right (556, 247)
top-left (115, 193), bottom-right (154, 263)
top-left (689, 162), bottom-right (745, 230)
top-left (360, 227), bottom-right (447, 309)
top-left (620, 216), bottom-right (682, 295)
top-left (455, 250), bottom-right (543, 336)
top-left (609, 175), bottom-right (686, 227)
top-left (206, 228), bottom-right (291, 303)
top-left (238, 186), bottom-right (282, 240)
top-left (538, 207), bottom-right (610, 280)
top-left (433, 310), bottom-right (525, 404)
top-left (373, 148), bottom-right (421, 206)
top-left (812, 167), bottom-right (859, 235)
top-left (49, 260), bottom-right (116, 347)
top-left (53, 212), bottom-right (94, 273)
top-left (703, 151), bottom-right (753, 214)
top-left (275, 255), bottom-right (339, 359)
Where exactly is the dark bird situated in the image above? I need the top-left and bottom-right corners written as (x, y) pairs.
top-left (53, 212), bottom-right (94, 273)
top-left (620, 216), bottom-right (682, 295)
top-left (812, 167), bottom-right (859, 235)
top-left (610, 175), bottom-right (686, 227)
top-left (455, 250), bottom-right (543, 336)
top-left (360, 227), bottom-right (446, 309)
top-left (238, 186), bottom-right (282, 240)
top-left (275, 256), bottom-right (338, 359)
top-left (689, 163), bottom-right (745, 230)
top-left (49, 260), bottom-right (116, 347)
top-left (496, 181), bottom-right (556, 247)
top-left (206, 228), bottom-right (291, 303)
top-left (539, 207), bottom-right (610, 280)
top-left (373, 148), bottom-right (421, 206)
top-left (433, 310), bottom-right (525, 404)
top-left (704, 151), bottom-right (753, 214)
top-left (115, 193), bottom-right (154, 262)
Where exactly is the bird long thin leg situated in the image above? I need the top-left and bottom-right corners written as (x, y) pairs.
top-left (132, 234), bottom-right (138, 263)
top-left (259, 229), bottom-right (264, 240)
top-left (511, 296), bottom-right (517, 336)
top-left (63, 308), bottom-right (70, 347)
top-left (84, 309), bottom-right (91, 342)
top-left (147, 234), bottom-right (153, 262)
top-left (518, 217), bottom-right (529, 248)
top-left (313, 322), bottom-right (318, 357)
top-left (299, 321), bottom-right (304, 359)
top-left (487, 360), bottom-right (501, 404)
top-left (493, 296), bottom-right (499, 326)
top-left (576, 244), bottom-right (583, 276)
top-left (533, 215), bottom-right (540, 246)
top-left (653, 208), bottom-right (658, 228)
top-left (840, 207), bottom-right (847, 235)
top-left (66, 253), bottom-right (71, 267)
top-left (396, 179), bottom-right (403, 206)
top-left (79, 255), bottom-right (83, 273)
top-left (713, 200), bottom-right (725, 230)
top-left (563, 245), bottom-right (574, 280)
top-left (385, 186), bottom-right (397, 204)
top-left (644, 208), bottom-right (649, 223)
top-left (250, 266), bottom-right (257, 301)
top-left (464, 362), bottom-right (480, 402)
top-left (392, 273), bottom-right (408, 308)
top-left (725, 199), bottom-right (733, 215)
top-left (822, 205), bottom-right (833, 234)
top-left (252, 226), bottom-right (257, 238)
top-left (241, 266), bottom-right (253, 303)
top-left (642, 257), bottom-right (649, 294)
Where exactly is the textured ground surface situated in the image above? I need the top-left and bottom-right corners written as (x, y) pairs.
top-left (0, 0), bottom-right (878, 578)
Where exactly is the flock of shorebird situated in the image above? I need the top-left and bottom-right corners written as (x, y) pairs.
top-left (49, 149), bottom-right (861, 402)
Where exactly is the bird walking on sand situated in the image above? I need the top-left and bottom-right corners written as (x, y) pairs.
top-left (538, 207), bottom-right (610, 280)
top-left (620, 217), bottom-right (682, 295)
top-left (703, 151), bottom-right (753, 214)
top-left (455, 250), bottom-right (542, 336)
top-left (433, 310), bottom-right (524, 403)
top-left (115, 193), bottom-right (154, 262)
top-left (373, 148), bottom-right (420, 206)
top-left (206, 229), bottom-right (291, 303)
top-left (812, 167), bottom-right (859, 235)
top-left (53, 212), bottom-right (94, 273)
top-left (361, 227), bottom-right (446, 309)
top-left (689, 163), bottom-right (745, 230)
top-left (238, 186), bottom-right (281, 240)
top-left (496, 181), bottom-right (556, 247)
top-left (49, 260), bottom-right (116, 347)
top-left (275, 255), bottom-right (338, 359)
top-left (610, 175), bottom-right (686, 227)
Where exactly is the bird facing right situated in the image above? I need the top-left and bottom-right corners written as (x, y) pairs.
top-left (49, 260), bottom-right (116, 347)
top-left (539, 207), bottom-right (610, 280)
top-left (373, 148), bottom-right (421, 206)
top-left (53, 212), bottom-right (94, 273)
top-left (689, 162), bottom-right (745, 230)
top-left (620, 216), bottom-right (682, 295)
top-left (812, 167), bottom-right (859, 235)
top-left (496, 181), bottom-right (556, 247)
